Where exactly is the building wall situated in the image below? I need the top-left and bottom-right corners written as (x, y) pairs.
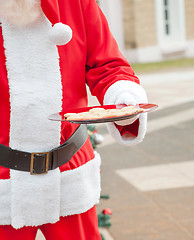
top-left (122, 0), bottom-right (136, 49)
top-left (134, 0), bottom-right (158, 48)
top-left (122, 0), bottom-right (157, 49)
top-left (185, 0), bottom-right (194, 40)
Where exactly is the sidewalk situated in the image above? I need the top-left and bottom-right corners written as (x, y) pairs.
top-left (139, 67), bottom-right (194, 109)
top-left (96, 67), bottom-right (194, 240)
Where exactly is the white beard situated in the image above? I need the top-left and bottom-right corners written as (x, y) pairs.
top-left (0, 0), bottom-right (42, 26)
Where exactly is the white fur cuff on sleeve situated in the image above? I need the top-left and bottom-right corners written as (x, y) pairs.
top-left (103, 80), bottom-right (148, 146)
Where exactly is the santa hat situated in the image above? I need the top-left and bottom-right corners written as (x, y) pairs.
top-left (41, 0), bottom-right (72, 46)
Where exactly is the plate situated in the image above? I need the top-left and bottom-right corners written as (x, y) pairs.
top-left (48, 103), bottom-right (158, 124)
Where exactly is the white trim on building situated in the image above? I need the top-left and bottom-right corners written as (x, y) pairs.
top-left (97, 0), bottom-right (125, 52)
top-left (185, 40), bottom-right (194, 58)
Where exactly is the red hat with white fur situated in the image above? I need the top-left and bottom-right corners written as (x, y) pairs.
top-left (41, 0), bottom-right (72, 46)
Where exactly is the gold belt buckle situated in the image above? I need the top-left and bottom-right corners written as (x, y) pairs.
top-left (30, 152), bottom-right (50, 175)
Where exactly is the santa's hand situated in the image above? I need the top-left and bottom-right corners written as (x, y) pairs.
top-left (114, 92), bottom-right (139, 126)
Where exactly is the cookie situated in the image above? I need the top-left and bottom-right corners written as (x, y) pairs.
top-left (64, 105), bottom-right (144, 121)
top-left (89, 107), bottom-right (106, 113)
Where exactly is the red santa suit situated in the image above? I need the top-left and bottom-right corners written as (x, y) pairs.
top-left (0, 0), bottom-right (147, 238)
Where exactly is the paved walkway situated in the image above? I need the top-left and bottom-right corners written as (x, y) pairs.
top-left (96, 67), bottom-right (194, 240)
top-left (36, 67), bottom-right (194, 240)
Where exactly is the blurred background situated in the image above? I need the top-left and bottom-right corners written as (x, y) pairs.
top-left (97, 0), bottom-right (194, 64)
top-left (36, 0), bottom-right (194, 239)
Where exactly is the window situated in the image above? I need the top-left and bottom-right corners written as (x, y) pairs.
top-left (155, 0), bottom-right (186, 45)
top-left (164, 0), bottom-right (170, 35)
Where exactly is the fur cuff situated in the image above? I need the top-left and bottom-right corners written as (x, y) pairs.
top-left (103, 80), bottom-right (148, 146)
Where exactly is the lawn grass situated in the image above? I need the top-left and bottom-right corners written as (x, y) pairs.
top-left (131, 58), bottom-right (194, 73)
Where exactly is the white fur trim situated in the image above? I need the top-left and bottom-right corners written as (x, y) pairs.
top-left (10, 168), bottom-right (61, 229)
top-left (0, 153), bottom-right (101, 228)
top-left (1, 14), bottom-right (63, 228)
top-left (103, 80), bottom-right (148, 146)
top-left (50, 23), bottom-right (72, 46)
top-left (0, 180), bottom-right (11, 225)
top-left (60, 152), bottom-right (101, 216)
top-left (1, 15), bottom-right (62, 152)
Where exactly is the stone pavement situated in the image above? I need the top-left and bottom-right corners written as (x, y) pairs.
top-left (96, 67), bottom-right (194, 240)
top-left (36, 67), bottom-right (194, 240)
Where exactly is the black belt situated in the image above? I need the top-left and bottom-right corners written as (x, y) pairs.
top-left (0, 124), bottom-right (88, 175)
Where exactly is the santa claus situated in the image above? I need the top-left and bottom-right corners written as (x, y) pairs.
top-left (0, 0), bottom-right (147, 239)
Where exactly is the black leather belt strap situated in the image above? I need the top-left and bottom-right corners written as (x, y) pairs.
top-left (0, 124), bottom-right (88, 175)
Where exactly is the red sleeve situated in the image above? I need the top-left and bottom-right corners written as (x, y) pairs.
top-left (114, 120), bottom-right (139, 138)
top-left (84, 0), bottom-right (140, 137)
top-left (85, 0), bottom-right (139, 105)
